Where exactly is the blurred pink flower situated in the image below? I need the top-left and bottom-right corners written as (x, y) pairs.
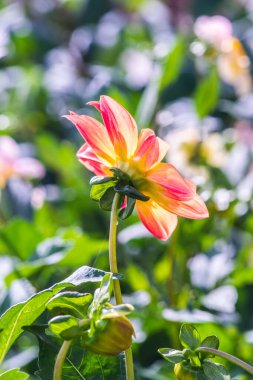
top-left (194, 15), bottom-right (232, 48)
top-left (193, 15), bottom-right (252, 95)
top-left (217, 37), bottom-right (252, 95)
top-left (0, 136), bottom-right (45, 188)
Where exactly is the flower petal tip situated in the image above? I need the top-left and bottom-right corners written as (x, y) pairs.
top-left (87, 101), bottom-right (101, 111)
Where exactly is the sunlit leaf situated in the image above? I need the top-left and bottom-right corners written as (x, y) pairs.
top-left (0, 369), bottom-right (29, 379)
top-left (0, 218), bottom-right (42, 260)
top-left (46, 291), bottom-right (92, 318)
top-left (199, 335), bottom-right (220, 358)
top-left (159, 35), bottom-right (185, 90)
top-left (179, 324), bottom-right (201, 350)
top-left (158, 348), bottom-right (184, 363)
top-left (203, 361), bottom-right (230, 380)
top-left (194, 68), bottom-right (219, 119)
top-left (0, 266), bottom-right (117, 363)
top-left (49, 315), bottom-right (83, 340)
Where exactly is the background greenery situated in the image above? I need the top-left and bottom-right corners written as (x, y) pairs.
top-left (0, 0), bottom-right (252, 379)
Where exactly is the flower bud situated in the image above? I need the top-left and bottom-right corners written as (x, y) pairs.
top-left (81, 315), bottom-right (134, 356)
top-left (174, 361), bottom-right (201, 380)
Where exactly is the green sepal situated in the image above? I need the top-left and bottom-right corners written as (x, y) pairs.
top-left (90, 180), bottom-right (116, 202)
top-left (110, 167), bottom-right (130, 182)
top-left (90, 176), bottom-right (115, 185)
top-left (115, 184), bottom-right (149, 201)
top-left (99, 187), bottom-right (115, 211)
top-left (119, 197), bottom-right (136, 220)
top-left (199, 335), bottom-right (220, 359)
top-left (100, 188), bottom-right (124, 211)
top-left (48, 315), bottom-right (88, 340)
top-left (158, 348), bottom-right (184, 363)
top-left (101, 304), bottom-right (134, 319)
top-left (202, 361), bottom-right (230, 380)
top-left (46, 291), bottom-right (92, 318)
top-left (179, 324), bottom-right (201, 350)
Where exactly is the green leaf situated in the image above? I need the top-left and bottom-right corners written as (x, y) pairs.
top-left (28, 325), bottom-right (64, 380)
top-left (158, 348), bottom-right (184, 363)
top-left (46, 291), bottom-right (92, 318)
top-left (93, 274), bottom-right (113, 308)
top-left (179, 324), bottom-right (201, 350)
top-left (115, 185), bottom-right (149, 201)
top-left (5, 238), bottom-right (72, 284)
top-left (0, 218), bottom-right (42, 260)
top-left (32, 325), bottom-right (127, 380)
top-left (5, 236), bottom-right (108, 284)
top-left (199, 336), bottom-right (220, 358)
top-left (49, 315), bottom-right (83, 340)
top-left (0, 266), bottom-right (116, 364)
top-left (0, 290), bottom-right (55, 364)
top-left (0, 369), bottom-right (29, 379)
top-left (203, 361), bottom-right (230, 380)
top-left (59, 235), bottom-right (108, 267)
top-left (194, 68), bottom-right (220, 119)
top-left (90, 180), bottom-right (116, 201)
top-left (159, 35), bottom-right (185, 90)
top-left (60, 266), bottom-right (122, 286)
top-left (119, 197), bottom-right (136, 220)
top-left (79, 351), bottom-right (126, 380)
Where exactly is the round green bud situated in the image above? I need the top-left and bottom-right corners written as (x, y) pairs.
top-left (81, 315), bottom-right (134, 356)
top-left (174, 361), bottom-right (201, 380)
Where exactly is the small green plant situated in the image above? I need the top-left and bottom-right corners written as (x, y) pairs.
top-left (159, 324), bottom-right (253, 379)
top-left (50, 273), bottom-right (134, 379)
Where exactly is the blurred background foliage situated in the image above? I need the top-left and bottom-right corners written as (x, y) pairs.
top-left (0, 0), bottom-right (253, 379)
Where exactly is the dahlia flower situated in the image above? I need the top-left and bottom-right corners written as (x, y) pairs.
top-left (64, 96), bottom-right (208, 240)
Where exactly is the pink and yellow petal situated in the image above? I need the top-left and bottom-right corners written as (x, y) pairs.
top-left (136, 199), bottom-right (178, 240)
top-left (146, 163), bottom-right (196, 201)
top-left (77, 143), bottom-right (111, 176)
top-left (159, 192), bottom-right (209, 220)
top-left (90, 96), bottom-right (138, 159)
top-left (64, 112), bottom-right (115, 164)
top-left (134, 129), bottom-right (169, 170)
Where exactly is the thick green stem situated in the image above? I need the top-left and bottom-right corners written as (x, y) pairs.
top-left (109, 192), bottom-right (122, 304)
top-left (109, 192), bottom-right (135, 380)
top-left (53, 340), bottom-right (72, 380)
top-left (196, 347), bottom-right (253, 375)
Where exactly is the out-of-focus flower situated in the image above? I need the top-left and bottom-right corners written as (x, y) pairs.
top-left (217, 37), bottom-right (252, 95)
top-left (64, 96), bottom-right (208, 240)
top-left (193, 15), bottom-right (252, 95)
top-left (0, 136), bottom-right (45, 188)
top-left (194, 15), bottom-right (232, 48)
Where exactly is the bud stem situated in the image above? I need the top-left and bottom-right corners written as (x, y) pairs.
top-left (53, 319), bottom-right (90, 380)
top-left (196, 347), bottom-right (253, 375)
top-left (109, 192), bottom-right (135, 380)
top-left (53, 340), bottom-right (72, 380)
